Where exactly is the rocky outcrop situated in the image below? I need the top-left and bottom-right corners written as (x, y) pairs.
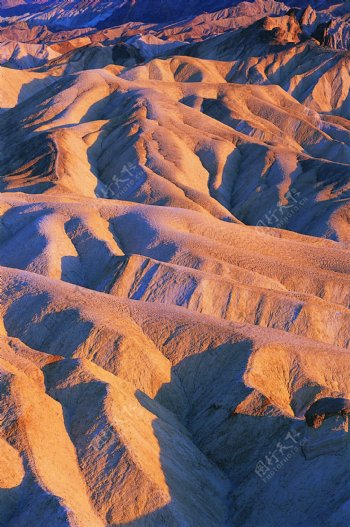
top-left (313, 18), bottom-right (350, 50)
top-left (305, 398), bottom-right (350, 428)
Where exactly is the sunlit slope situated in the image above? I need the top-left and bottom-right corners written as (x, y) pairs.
top-left (2, 62), bottom-right (350, 237)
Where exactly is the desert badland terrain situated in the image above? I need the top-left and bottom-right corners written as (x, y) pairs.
top-left (1, 1), bottom-right (350, 525)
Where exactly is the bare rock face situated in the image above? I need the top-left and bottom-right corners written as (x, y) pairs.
top-left (313, 18), bottom-right (350, 50)
top-left (260, 13), bottom-right (303, 44)
top-left (2, 1), bottom-right (350, 526)
top-left (302, 398), bottom-right (350, 460)
top-left (305, 398), bottom-right (350, 428)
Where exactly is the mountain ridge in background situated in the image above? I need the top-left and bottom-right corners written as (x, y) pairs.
top-left (0, 0), bottom-right (347, 28)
